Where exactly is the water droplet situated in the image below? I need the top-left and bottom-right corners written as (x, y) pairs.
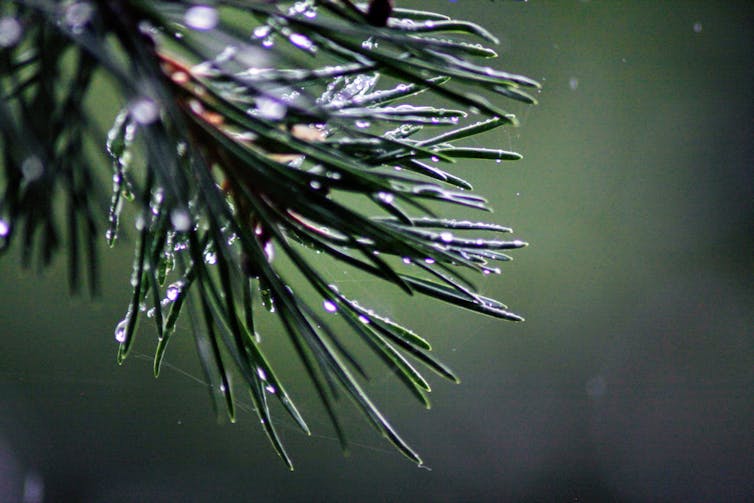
top-left (309, 180), bottom-right (322, 190)
top-left (166, 281), bottom-right (183, 301)
top-left (0, 219), bottom-right (10, 237)
top-left (376, 191), bottom-right (394, 204)
top-left (253, 25), bottom-right (271, 38)
top-left (693, 22), bottom-right (703, 33)
top-left (0, 17), bottom-right (23, 47)
top-left (215, 45), bottom-right (238, 64)
top-left (260, 286), bottom-right (275, 312)
top-left (255, 96), bottom-right (286, 120)
top-left (105, 229), bottom-right (118, 243)
top-left (232, 131), bottom-right (258, 143)
top-left (149, 188), bottom-right (164, 217)
top-left (203, 251), bottom-right (217, 265)
top-left (358, 315), bottom-right (370, 324)
top-left (430, 156), bottom-right (439, 163)
top-left (21, 156), bottom-right (44, 182)
top-left (265, 385), bottom-right (276, 394)
top-left (424, 257), bottom-right (436, 264)
top-left (185, 5), bottom-right (219, 31)
top-left (289, 33), bottom-right (313, 51)
top-left (402, 257), bottom-right (411, 265)
top-left (355, 119), bottom-right (371, 129)
top-left (261, 241), bottom-right (274, 262)
top-left (134, 215), bottom-right (146, 231)
top-left (323, 300), bottom-right (337, 313)
top-left (114, 319), bottom-right (128, 343)
top-left (569, 76), bottom-right (579, 90)
top-left (64, 2), bottom-right (94, 33)
top-left (173, 238), bottom-right (189, 252)
top-left (439, 232), bottom-right (453, 243)
top-left (170, 208), bottom-right (192, 231)
top-left (129, 97), bottom-right (159, 125)
top-left (257, 367), bottom-right (267, 381)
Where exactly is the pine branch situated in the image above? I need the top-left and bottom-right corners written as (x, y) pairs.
top-left (0, 0), bottom-right (538, 468)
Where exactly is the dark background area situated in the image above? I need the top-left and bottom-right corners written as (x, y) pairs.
top-left (1, 2), bottom-right (752, 501)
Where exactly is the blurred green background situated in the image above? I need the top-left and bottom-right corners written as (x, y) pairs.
top-left (1, 1), bottom-right (752, 501)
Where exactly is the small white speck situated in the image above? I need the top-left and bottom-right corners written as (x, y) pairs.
top-left (586, 375), bottom-right (607, 398)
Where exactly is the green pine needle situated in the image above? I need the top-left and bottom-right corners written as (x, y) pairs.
top-left (0, 0), bottom-right (537, 468)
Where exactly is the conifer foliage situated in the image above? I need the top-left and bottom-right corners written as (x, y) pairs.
top-left (0, 1), bottom-right (538, 468)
